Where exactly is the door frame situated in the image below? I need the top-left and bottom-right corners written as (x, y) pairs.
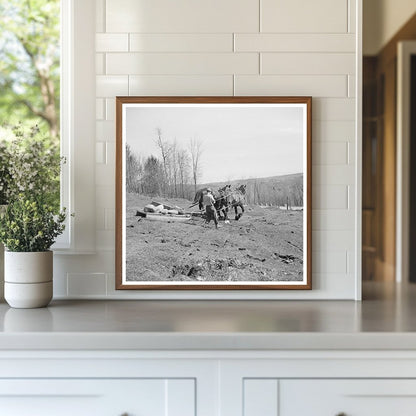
top-left (396, 41), bottom-right (416, 282)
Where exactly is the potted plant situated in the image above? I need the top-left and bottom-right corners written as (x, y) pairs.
top-left (0, 124), bottom-right (65, 308)
top-left (0, 197), bottom-right (66, 308)
top-left (0, 138), bottom-right (13, 300)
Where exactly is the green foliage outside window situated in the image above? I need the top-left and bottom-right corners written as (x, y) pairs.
top-left (0, 0), bottom-right (61, 209)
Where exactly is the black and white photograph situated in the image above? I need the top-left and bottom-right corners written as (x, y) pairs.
top-left (116, 97), bottom-right (311, 290)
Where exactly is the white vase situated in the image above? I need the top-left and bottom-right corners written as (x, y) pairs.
top-left (4, 251), bottom-right (53, 308)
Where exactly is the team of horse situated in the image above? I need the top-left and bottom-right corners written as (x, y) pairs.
top-left (192, 184), bottom-right (246, 221)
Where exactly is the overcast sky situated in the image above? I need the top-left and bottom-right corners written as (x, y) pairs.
top-left (125, 104), bottom-right (305, 184)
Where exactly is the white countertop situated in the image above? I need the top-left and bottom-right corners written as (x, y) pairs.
top-left (1, 282), bottom-right (416, 350)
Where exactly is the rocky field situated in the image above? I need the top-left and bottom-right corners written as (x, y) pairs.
top-left (125, 193), bottom-right (304, 283)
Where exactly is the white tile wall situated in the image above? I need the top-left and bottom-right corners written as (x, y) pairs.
top-left (130, 34), bottom-right (233, 52)
top-left (261, 53), bottom-right (355, 75)
top-left (261, 0), bottom-right (348, 33)
top-left (106, 53), bottom-right (259, 75)
top-left (106, 0), bottom-right (259, 33)
top-left (58, 0), bottom-right (360, 299)
top-left (235, 34), bottom-right (356, 53)
top-left (129, 75), bottom-right (234, 96)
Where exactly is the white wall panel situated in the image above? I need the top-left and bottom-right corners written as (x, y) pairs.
top-left (130, 34), bottom-right (233, 52)
top-left (96, 75), bottom-right (128, 97)
top-left (236, 34), bottom-right (355, 53)
top-left (313, 121), bottom-right (355, 142)
top-left (67, 273), bottom-right (107, 296)
top-left (106, 53), bottom-right (259, 75)
top-left (106, 0), bottom-right (259, 33)
top-left (313, 185), bottom-right (349, 210)
top-left (313, 98), bottom-right (355, 120)
top-left (261, 53), bottom-right (355, 75)
top-left (313, 142), bottom-right (349, 165)
top-left (95, 53), bottom-right (105, 75)
top-left (235, 75), bottom-right (347, 97)
top-left (129, 75), bottom-right (233, 96)
top-left (313, 166), bottom-right (355, 185)
top-left (96, 34), bottom-right (129, 52)
top-left (312, 210), bottom-right (355, 230)
top-left (261, 0), bottom-right (348, 33)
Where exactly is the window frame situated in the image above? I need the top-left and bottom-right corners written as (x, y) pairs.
top-left (53, 0), bottom-right (96, 253)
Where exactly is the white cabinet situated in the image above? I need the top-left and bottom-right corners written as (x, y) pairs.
top-left (280, 380), bottom-right (416, 416)
top-left (1, 350), bottom-right (416, 415)
top-left (0, 379), bottom-right (195, 416)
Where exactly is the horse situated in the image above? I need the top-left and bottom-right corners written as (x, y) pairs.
top-left (192, 185), bottom-right (231, 220)
top-left (229, 184), bottom-right (246, 220)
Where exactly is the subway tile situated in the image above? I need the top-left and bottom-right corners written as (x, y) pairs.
top-left (235, 75), bottom-right (347, 97)
top-left (312, 165), bottom-right (355, 185)
top-left (130, 34), bottom-right (233, 52)
top-left (313, 142), bottom-right (348, 165)
top-left (96, 142), bottom-right (106, 164)
top-left (96, 230), bottom-right (116, 251)
top-left (96, 34), bottom-right (129, 52)
top-left (347, 250), bottom-right (356, 275)
top-left (312, 210), bottom-right (355, 230)
top-left (129, 75), bottom-right (233, 96)
top-left (67, 273), bottom-right (106, 296)
top-left (348, 75), bottom-right (356, 98)
top-left (96, 207), bottom-right (106, 230)
top-left (96, 75), bottom-right (128, 97)
top-left (313, 121), bottom-right (355, 142)
top-left (105, 208), bottom-right (116, 230)
top-left (261, 0), bottom-right (348, 33)
top-left (96, 53), bottom-right (105, 75)
top-left (106, 142), bottom-right (116, 165)
top-left (349, 0), bottom-right (357, 34)
top-left (106, 53), bottom-right (259, 75)
top-left (313, 230), bottom-right (355, 251)
top-left (96, 0), bottom-right (105, 33)
top-left (312, 98), bottom-right (355, 121)
top-left (313, 185), bottom-right (349, 209)
top-left (106, 0), bottom-right (259, 33)
top-left (96, 98), bottom-right (105, 120)
top-left (312, 251), bottom-right (347, 274)
top-left (106, 98), bottom-right (116, 121)
top-left (96, 186), bottom-right (115, 208)
top-left (235, 34), bottom-right (356, 53)
top-left (96, 120), bottom-right (116, 143)
top-left (261, 53), bottom-right (355, 75)
top-left (96, 164), bottom-right (115, 186)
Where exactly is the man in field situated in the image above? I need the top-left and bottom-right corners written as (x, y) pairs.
top-left (203, 188), bottom-right (220, 229)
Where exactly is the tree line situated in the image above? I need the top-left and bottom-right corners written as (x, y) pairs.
top-left (126, 129), bottom-right (203, 200)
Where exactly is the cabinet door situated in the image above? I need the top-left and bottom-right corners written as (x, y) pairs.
top-left (281, 380), bottom-right (416, 416)
top-left (0, 379), bottom-right (195, 416)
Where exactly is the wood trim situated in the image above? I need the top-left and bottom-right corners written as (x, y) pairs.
top-left (115, 96), bottom-right (312, 290)
top-left (378, 12), bottom-right (416, 69)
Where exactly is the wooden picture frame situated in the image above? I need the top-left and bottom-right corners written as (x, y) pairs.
top-left (116, 96), bottom-right (312, 290)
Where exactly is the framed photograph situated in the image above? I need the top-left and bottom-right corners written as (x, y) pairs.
top-left (116, 97), bottom-right (311, 290)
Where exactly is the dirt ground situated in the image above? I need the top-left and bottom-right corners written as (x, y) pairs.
top-left (126, 193), bottom-right (304, 282)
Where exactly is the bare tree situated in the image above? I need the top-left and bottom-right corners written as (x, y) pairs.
top-left (177, 148), bottom-right (191, 199)
top-left (155, 128), bottom-right (172, 196)
top-left (189, 137), bottom-right (203, 194)
top-left (125, 144), bottom-right (142, 193)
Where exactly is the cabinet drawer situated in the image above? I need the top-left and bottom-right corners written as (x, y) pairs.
top-left (280, 380), bottom-right (416, 416)
top-left (0, 379), bottom-right (195, 416)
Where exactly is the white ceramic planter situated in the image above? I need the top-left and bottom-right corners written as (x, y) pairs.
top-left (0, 205), bottom-right (7, 302)
top-left (4, 251), bottom-right (53, 308)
